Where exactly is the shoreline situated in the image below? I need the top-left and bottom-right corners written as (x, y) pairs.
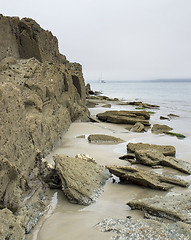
top-left (27, 91), bottom-right (191, 240)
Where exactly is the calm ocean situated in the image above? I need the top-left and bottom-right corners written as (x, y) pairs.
top-left (88, 80), bottom-right (191, 108)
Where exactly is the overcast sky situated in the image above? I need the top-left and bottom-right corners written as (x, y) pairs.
top-left (1, 0), bottom-right (191, 81)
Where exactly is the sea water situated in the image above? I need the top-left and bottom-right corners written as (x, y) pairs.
top-left (88, 80), bottom-right (191, 112)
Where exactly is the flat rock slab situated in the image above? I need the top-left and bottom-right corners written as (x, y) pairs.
top-left (135, 150), bottom-right (191, 174)
top-left (96, 218), bottom-right (191, 240)
top-left (106, 165), bottom-right (189, 190)
top-left (54, 154), bottom-right (110, 205)
top-left (128, 194), bottom-right (191, 224)
top-left (151, 124), bottom-right (173, 134)
top-left (96, 110), bottom-right (150, 126)
top-left (127, 142), bottom-right (176, 156)
top-left (88, 134), bottom-right (124, 144)
top-left (117, 101), bottom-right (160, 109)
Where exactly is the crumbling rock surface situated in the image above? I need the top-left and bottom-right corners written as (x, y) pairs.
top-left (128, 194), bottom-right (191, 224)
top-left (106, 165), bottom-right (189, 190)
top-left (0, 14), bottom-right (88, 236)
top-left (0, 208), bottom-right (25, 240)
top-left (96, 218), bottom-right (191, 240)
top-left (127, 142), bottom-right (176, 156)
top-left (96, 110), bottom-right (150, 126)
top-left (54, 154), bottom-right (110, 205)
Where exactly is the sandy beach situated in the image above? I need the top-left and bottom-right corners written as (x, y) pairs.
top-left (26, 97), bottom-right (191, 240)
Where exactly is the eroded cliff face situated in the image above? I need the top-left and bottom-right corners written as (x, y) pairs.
top-left (0, 14), bottom-right (88, 239)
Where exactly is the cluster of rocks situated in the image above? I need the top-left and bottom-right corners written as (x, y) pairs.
top-left (84, 94), bottom-right (190, 239)
top-left (96, 140), bottom-right (191, 239)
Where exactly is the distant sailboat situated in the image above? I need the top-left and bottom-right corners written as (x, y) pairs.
top-left (99, 73), bottom-right (106, 83)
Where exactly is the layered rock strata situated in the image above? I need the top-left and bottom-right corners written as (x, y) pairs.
top-left (0, 14), bottom-right (88, 237)
top-left (96, 110), bottom-right (150, 126)
top-left (127, 142), bottom-right (176, 156)
top-left (106, 165), bottom-right (189, 190)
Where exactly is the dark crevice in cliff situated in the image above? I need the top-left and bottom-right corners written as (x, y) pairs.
top-left (72, 75), bottom-right (82, 98)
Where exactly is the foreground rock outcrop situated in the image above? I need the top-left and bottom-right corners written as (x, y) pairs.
top-left (128, 194), bottom-right (191, 224)
top-left (0, 14), bottom-right (88, 237)
top-left (96, 218), bottom-right (191, 240)
top-left (54, 154), bottom-right (110, 205)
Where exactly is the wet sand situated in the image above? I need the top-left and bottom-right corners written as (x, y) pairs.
top-left (27, 102), bottom-right (191, 240)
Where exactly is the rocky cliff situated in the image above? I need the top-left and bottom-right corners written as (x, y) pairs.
top-left (0, 14), bottom-right (88, 239)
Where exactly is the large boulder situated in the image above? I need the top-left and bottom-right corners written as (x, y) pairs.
top-left (106, 165), bottom-right (189, 190)
top-left (96, 110), bottom-right (150, 126)
top-left (96, 218), bottom-right (191, 240)
top-left (54, 154), bottom-right (110, 205)
top-left (128, 194), bottom-right (191, 224)
top-left (127, 142), bottom-right (176, 156)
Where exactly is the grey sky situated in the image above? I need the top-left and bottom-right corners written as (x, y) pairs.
top-left (1, 0), bottom-right (191, 81)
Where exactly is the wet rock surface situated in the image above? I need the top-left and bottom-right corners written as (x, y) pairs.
top-left (151, 124), bottom-right (173, 134)
top-left (54, 154), bottom-right (110, 205)
top-left (88, 134), bottom-right (124, 144)
top-left (96, 110), bottom-right (150, 126)
top-left (106, 165), bottom-right (189, 190)
top-left (127, 142), bottom-right (176, 156)
top-left (135, 150), bottom-right (191, 174)
top-left (128, 194), bottom-right (191, 224)
top-left (96, 218), bottom-right (191, 240)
